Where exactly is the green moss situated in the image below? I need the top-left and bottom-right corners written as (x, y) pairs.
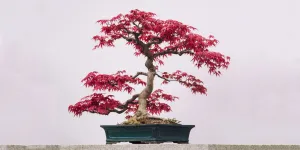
top-left (119, 117), bottom-right (181, 125)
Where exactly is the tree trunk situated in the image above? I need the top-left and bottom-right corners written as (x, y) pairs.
top-left (134, 58), bottom-right (155, 118)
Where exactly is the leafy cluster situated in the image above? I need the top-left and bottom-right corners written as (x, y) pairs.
top-left (82, 70), bottom-right (146, 93)
top-left (68, 70), bottom-right (178, 117)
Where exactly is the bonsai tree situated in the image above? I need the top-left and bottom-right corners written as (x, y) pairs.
top-left (68, 9), bottom-right (230, 124)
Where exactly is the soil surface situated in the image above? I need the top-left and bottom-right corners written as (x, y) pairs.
top-left (120, 116), bottom-right (181, 125)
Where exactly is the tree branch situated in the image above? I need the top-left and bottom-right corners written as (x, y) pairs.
top-left (155, 73), bottom-right (177, 82)
top-left (147, 37), bottom-right (163, 47)
top-left (121, 23), bottom-right (153, 57)
top-left (103, 72), bottom-right (147, 88)
top-left (117, 94), bottom-right (139, 109)
top-left (122, 26), bottom-right (135, 34)
top-left (153, 49), bottom-right (194, 58)
top-left (109, 94), bottom-right (139, 114)
top-left (132, 72), bottom-right (148, 79)
top-left (132, 21), bottom-right (141, 28)
top-left (132, 21), bottom-right (143, 32)
top-left (89, 94), bottom-right (139, 115)
top-left (121, 26), bottom-right (145, 46)
top-left (121, 35), bottom-right (135, 42)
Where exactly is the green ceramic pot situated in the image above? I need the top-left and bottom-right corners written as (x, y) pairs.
top-left (100, 124), bottom-right (195, 144)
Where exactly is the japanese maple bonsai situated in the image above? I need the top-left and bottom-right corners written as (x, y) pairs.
top-left (68, 9), bottom-right (230, 144)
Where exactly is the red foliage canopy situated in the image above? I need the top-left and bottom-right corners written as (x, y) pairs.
top-left (68, 9), bottom-right (230, 118)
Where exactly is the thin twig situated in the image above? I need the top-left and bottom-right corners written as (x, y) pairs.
top-left (155, 73), bottom-right (177, 82)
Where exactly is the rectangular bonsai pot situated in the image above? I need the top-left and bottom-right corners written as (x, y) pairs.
top-left (100, 124), bottom-right (195, 144)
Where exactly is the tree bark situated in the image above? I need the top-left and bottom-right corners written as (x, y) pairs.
top-left (134, 58), bottom-right (155, 118)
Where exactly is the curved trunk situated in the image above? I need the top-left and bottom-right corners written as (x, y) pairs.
top-left (135, 58), bottom-right (155, 118)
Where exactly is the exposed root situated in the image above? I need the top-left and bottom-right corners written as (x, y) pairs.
top-left (120, 116), bottom-right (181, 125)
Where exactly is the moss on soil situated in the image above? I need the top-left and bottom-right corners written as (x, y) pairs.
top-left (119, 116), bottom-right (181, 125)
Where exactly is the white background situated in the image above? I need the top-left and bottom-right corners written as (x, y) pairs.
top-left (0, 0), bottom-right (299, 145)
